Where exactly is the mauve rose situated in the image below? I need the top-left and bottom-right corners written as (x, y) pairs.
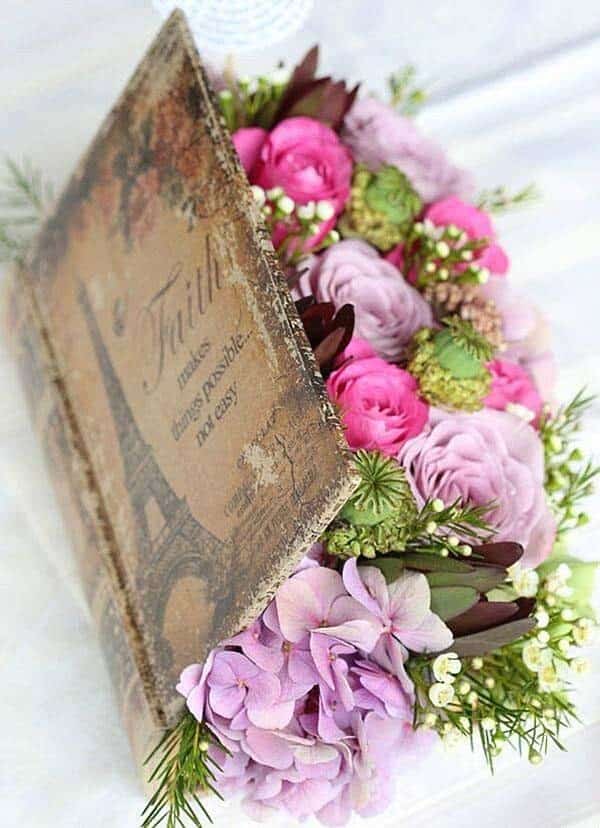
top-left (327, 339), bottom-right (429, 455)
top-left (252, 116), bottom-right (353, 214)
top-left (232, 127), bottom-right (268, 175)
top-left (295, 240), bottom-right (432, 362)
top-left (342, 97), bottom-right (472, 203)
top-left (485, 359), bottom-right (543, 424)
top-left (483, 275), bottom-right (557, 401)
top-left (425, 197), bottom-right (509, 276)
top-left (398, 407), bottom-right (555, 567)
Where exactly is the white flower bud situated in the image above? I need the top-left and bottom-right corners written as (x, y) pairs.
top-left (435, 240), bottom-right (451, 258)
top-left (471, 657), bottom-right (483, 671)
top-left (296, 201), bottom-right (316, 220)
top-left (277, 195), bottom-right (295, 215)
top-left (535, 608), bottom-right (550, 629)
top-left (571, 656), bottom-right (591, 676)
top-left (523, 642), bottom-right (550, 673)
top-left (432, 499), bottom-right (445, 513)
top-left (432, 652), bottom-right (462, 684)
top-left (251, 185), bottom-right (266, 207)
top-left (510, 564), bottom-right (539, 598)
top-left (480, 716), bottom-right (496, 732)
top-left (428, 682), bottom-right (456, 708)
top-left (315, 200), bottom-right (335, 221)
top-left (423, 712), bottom-right (438, 728)
top-left (266, 186), bottom-right (284, 200)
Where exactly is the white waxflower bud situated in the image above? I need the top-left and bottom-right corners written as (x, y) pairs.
top-left (510, 565), bottom-right (539, 598)
top-left (557, 638), bottom-right (572, 655)
top-left (537, 630), bottom-right (550, 645)
top-left (461, 249), bottom-right (474, 261)
top-left (315, 200), bottom-right (335, 221)
top-left (448, 535), bottom-right (460, 548)
top-left (432, 499), bottom-right (445, 513)
top-left (480, 717), bottom-right (496, 732)
top-left (266, 186), bottom-right (284, 200)
top-left (477, 267), bottom-right (490, 284)
top-left (535, 608), bottom-right (550, 629)
top-left (428, 682), bottom-right (456, 708)
top-left (484, 677), bottom-right (495, 690)
top-left (457, 680), bottom-right (471, 696)
top-left (538, 662), bottom-right (561, 692)
top-left (423, 712), bottom-right (438, 728)
top-left (425, 262), bottom-right (437, 274)
top-left (522, 642), bottom-right (550, 673)
top-left (251, 185), bottom-right (266, 207)
top-left (571, 656), bottom-right (591, 676)
top-left (277, 195), bottom-right (295, 215)
top-left (561, 608), bottom-right (576, 622)
top-left (529, 750), bottom-right (543, 765)
top-left (460, 544), bottom-right (472, 557)
top-left (296, 201), bottom-right (316, 220)
top-left (432, 652), bottom-right (462, 684)
top-left (471, 657), bottom-right (483, 671)
top-left (328, 229), bottom-right (340, 243)
top-left (425, 520), bottom-right (438, 534)
top-left (435, 241), bottom-right (450, 258)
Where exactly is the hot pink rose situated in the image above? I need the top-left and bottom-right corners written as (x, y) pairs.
top-left (252, 116), bottom-right (352, 213)
top-left (485, 359), bottom-right (543, 424)
top-left (425, 197), bottom-right (509, 276)
top-left (326, 339), bottom-right (429, 455)
top-left (232, 127), bottom-right (268, 175)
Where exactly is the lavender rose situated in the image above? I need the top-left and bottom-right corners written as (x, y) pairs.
top-left (295, 239), bottom-right (432, 362)
top-left (398, 408), bottom-right (556, 567)
top-left (342, 97), bottom-right (473, 204)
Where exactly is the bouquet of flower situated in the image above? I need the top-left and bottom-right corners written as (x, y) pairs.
top-left (1, 46), bottom-right (597, 828)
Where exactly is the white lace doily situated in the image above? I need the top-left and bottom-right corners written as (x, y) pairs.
top-left (152, 0), bottom-right (314, 51)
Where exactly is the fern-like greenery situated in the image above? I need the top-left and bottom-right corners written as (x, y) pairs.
top-left (0, 157), bottom-right (53, 264)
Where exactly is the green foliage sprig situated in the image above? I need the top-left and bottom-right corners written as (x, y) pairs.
top-left (403, 220), bottom-right (490, 290)
top-left (540, 389), bottom-right (599, 536)
top-left (142, 712), bottom-right (225, 828)
top-left (218, 69), bottom-right (289, 132)
top-left (477, 183), bottom-right (539, 214)
top-left (388, 65), bottom-right (428, 115)
top-left (0, 158), bottom-right (53, 264)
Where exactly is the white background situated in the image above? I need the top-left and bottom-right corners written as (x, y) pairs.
top-left (1, 2), bottom-right (599, 827)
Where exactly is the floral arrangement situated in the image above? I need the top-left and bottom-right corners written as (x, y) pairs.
top-left (2, 47), bottom-right (597, 828)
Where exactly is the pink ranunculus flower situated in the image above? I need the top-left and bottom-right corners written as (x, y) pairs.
top-left (341, 96), bottom-right (473, 203)
top-left (483, 275), bottom-right (557, 401)
top-left (485, 358), bottom-right (543, 424)
top-left (252, 116), bottom-right (353, 215)
top-left (425, 196), bottom-right (509, 276)
top-left (326, 338), bottom-right (429, 456)
top-left (398, 407), bottom-right (556, 567)
top-left (232, 126), bottom-right (268, 175)
top-left (343, 559), bottom-right (453, 686)
top-left (295, 239), bottom-right (432, 362)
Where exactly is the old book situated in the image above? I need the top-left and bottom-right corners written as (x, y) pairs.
top-left (4, 10), bottom-right (356, 769)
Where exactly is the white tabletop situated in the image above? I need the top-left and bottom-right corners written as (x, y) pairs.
top-left (1, 3), bottom-right (599, 827)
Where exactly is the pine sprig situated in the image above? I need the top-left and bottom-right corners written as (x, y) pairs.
top-left (540, 389), bottom-right (599, 535)
top-left (142, 712), bottom-right (225, 828)
top-left (477, 183), bottom-right (539, 214)
top-left (0, 157), bottom-right (53, 264)
top-left (407, 497), bottom-right (495, 558)
top-left (388, 65), bottom-right (428, 115)
top-left (443, 315), bottom-right (495, 362)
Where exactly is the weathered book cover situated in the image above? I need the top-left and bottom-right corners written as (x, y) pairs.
top-left (5, 10), bottom-right (356, 767)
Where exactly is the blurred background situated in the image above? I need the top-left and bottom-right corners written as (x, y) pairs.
top-left (1, 2), bottom-right (599, 826)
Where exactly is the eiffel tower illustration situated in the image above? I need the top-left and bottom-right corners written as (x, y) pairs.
top-left (77, 281), bottom-right (231, 696)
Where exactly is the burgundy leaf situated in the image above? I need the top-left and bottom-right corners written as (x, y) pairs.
top-left (473, 542), bottom-right (524, 568)
top-left (452, 617), bottom-right (537, 657)
top-left (448, 598), bottom-right (520, 638)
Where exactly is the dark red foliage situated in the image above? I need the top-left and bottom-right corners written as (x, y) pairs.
top-left (274, 46), bottom-right (359, 132)
top-left (295, 296), bottom-right (354, 374)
